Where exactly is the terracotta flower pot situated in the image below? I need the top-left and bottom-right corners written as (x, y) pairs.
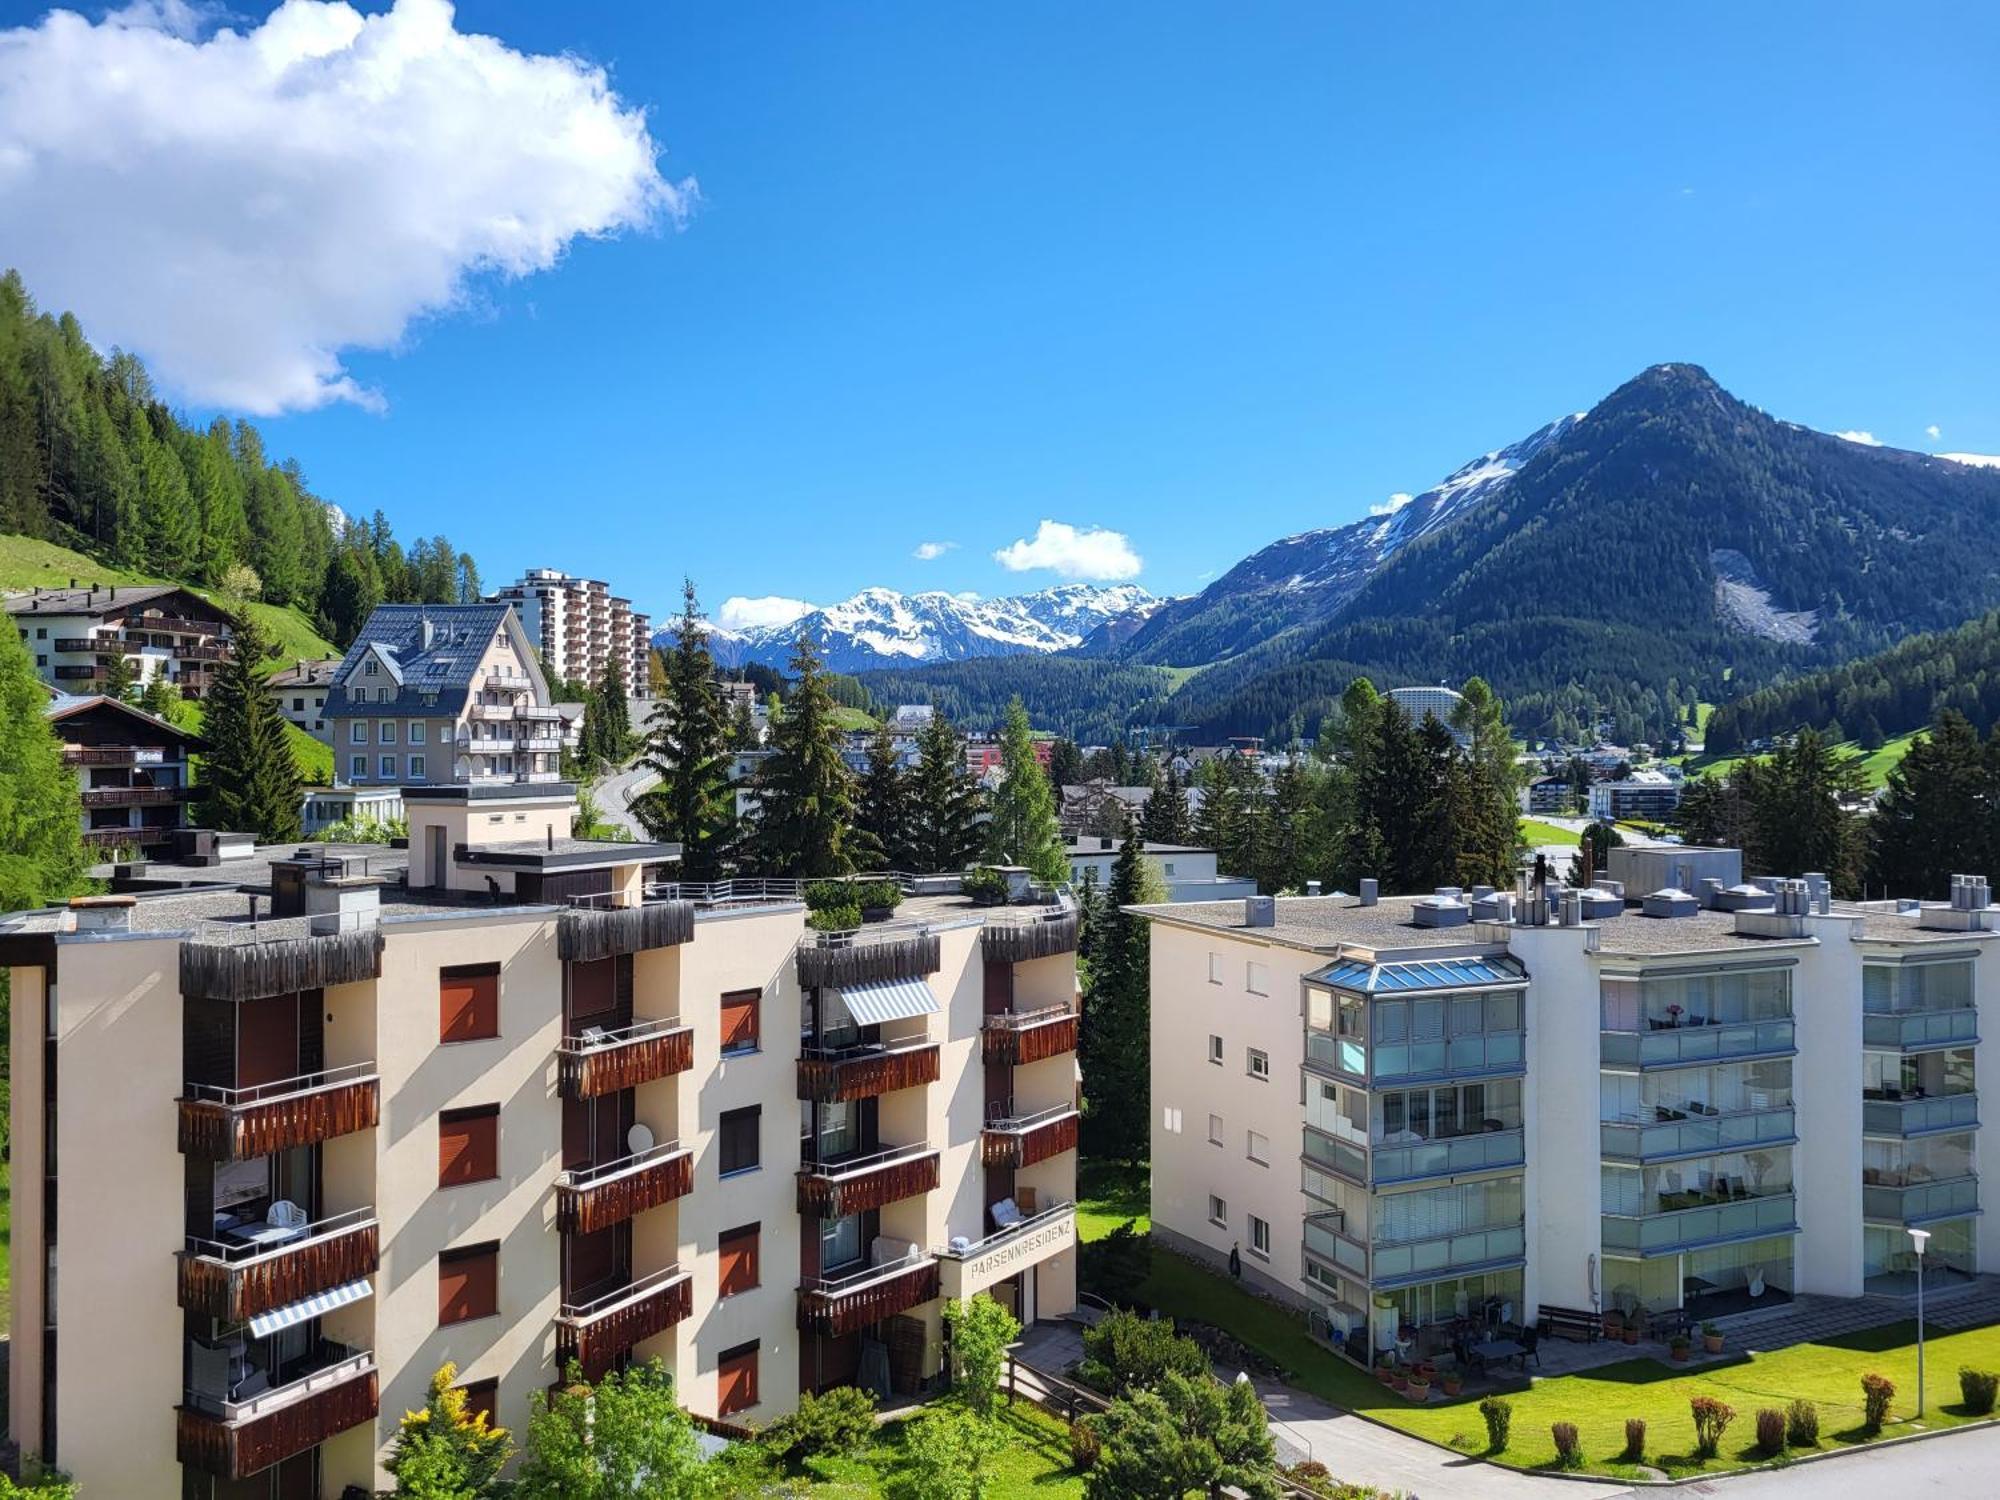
top-left (1442, 1375), bottom-right (1463, 1397)
top-left (1671, 1344), bottom-right (1691, 1363)
top-left (1703, 1334), bottom-right (1724, 1354)
top-left (1407, 1380), bottom-right (1430, 1402)
top-left (1391, 1374), bottom-right (1408, 1392)
top-left (1622, 1328), bottom-right (1640, 1346)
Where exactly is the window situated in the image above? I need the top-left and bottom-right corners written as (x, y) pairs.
top-left (1208, 1195), bottom-right (1228, 1228)
top-left (820, 1211), bottom-right (863, 1270)
top-left (721, 989), bottom-right (761, 1055)
top-left (440, 963), bottom-right (500, 1042)
top-left (1208, 1034), bottom-right (1224, 1066)
top-left (364, 659), bottom-right (378, 676)
top-left (350, 722), bottom-right (367, 744)
top-left (1249, 1215), bottom-right (1270, 1258)
top-left (1207, 1113), bottom-right (1224, 1146)
top-left (349, 755), bottom-right (367, 780)
top-left (1162, 1106), bottom-right (1183, 1134)
top-left (717, 1341), bottom-right (759, 1417)
top-left (410, 721), bottom-right (427, 745)
top-left (438, 1242), bottom-right (498, 1324)
top-left (458, 1378), bottom-right (498, 1428)
top-left (409, 755), bottom-right (427, 780)
top-left (380, 755), bottom-right (397, 778)
top-left (380, 720), bottom-right (398, 744)
top-left (438, 1105), bottom-right (500, 1187)
top-left (292, 697), bottom-right (304, 712)
top-left (1164, 862), bottom-right (1178, 877)
top-left (719, 1105), bottom-right (761, 1177)
top-left (1247, 1130), bottom-right (1270, 1165)
top-left (718, 1223), bottom-right (761, 1297)
top-left (1247, 962), bottom-right (1271, 996)
top-left (1208, 953), bottom-right (1224, 985)
top-left (1247, 1048), bottom-right (1270, 1081)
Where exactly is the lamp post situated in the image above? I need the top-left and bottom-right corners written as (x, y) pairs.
top-left (1909, 1226), bottom-right (1931, 1418)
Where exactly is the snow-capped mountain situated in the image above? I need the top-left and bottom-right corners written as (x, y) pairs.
top-left (679, 583), bottom-right (1160, 673)
top-left (1114, 413), bottom-right (1583, 666)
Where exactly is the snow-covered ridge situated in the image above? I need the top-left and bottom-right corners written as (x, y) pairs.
top-left (675, 583), bottom-right (1160, 673)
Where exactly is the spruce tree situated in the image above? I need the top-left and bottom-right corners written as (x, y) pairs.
top-left (1868, 710), bottom-right (1989, 899)
top-left (1081, 834), bottom-right (1153, 1162)
top-left (853, 722), bottom-right (913, 870)
top-left (0, 621), bottom-right (89, 909)
top-left (1739, 727), bottom-right (1866, 893)
top-left (634, 581), bottom-right (737, 882)
top-left (1141, 761), bottom-right (1190, 846)
top-left (199, 609), bottom-right (302, 842)
top-left (908, 712), bottom-right (983, 872)
top-left (98, 649), bottom-right (138, 701)
top-left (751, 634), bottom-right (856, 877)
top-left (727, 693), bottom-right (761, 750)
top-left (580, 663), bottom-right (632, 770)
top-left (983, 697), bottom-right (1066, 884)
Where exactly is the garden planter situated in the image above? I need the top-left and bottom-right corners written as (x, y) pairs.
top-left (1703, 1334), bottom-right (1724, 1355)
top-left (1374, 1366), bottom-right (1394, 1386)
top-left (1441, 1374), bottom-right (1463, 1397)
top-left (1406, 1380), bottom-right (1430, 1402)
top-left (861, 906), bottom-right (895, 923)
top-left (1670, 1344), bottom-right (1691, 1363)
top-left (1603, 1312), bottom-right (1625, 1339)
top-left (1622, 1328), bottom-right (1640, 1346)
top-left (1390, 1374), bottom-right (1408, 1392)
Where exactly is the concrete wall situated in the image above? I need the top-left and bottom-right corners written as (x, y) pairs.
top-left (1978, 936), bottom-right (2000, 1273)
top-left (6, 963), bottom-right (46, 1468)
top-left (1796, 919), bottom-right (1866, 1297)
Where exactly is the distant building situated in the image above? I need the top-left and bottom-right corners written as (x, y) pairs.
top-left (44, 693), bottom-right (203, 854)
top-left (890, 704), bottom-right (935, 736)
top-left (6, 581), bottom-right (231, 699)
top-left (1588, 768), bottom-right (1683, 822)
top-left (300, 784), bottom-right (408, 837)
top-left (266, 657), bottom-right (341, 738)
top-left (1386, 685), bottom-right (1468, 745)
top-left (966, 739), bottom-right (1053, 778)
top-left (1522, 777), bottom-right (1574, 815)
top-left (491, 568), bottom-right (650, 692)
top-left (1059, 781), bottom-right (1152, 838)
top-left (1065, 836), bottom-right (1256, 902)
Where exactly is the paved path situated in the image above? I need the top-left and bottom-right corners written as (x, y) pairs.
top-left (1670, 1421), bottom-right (2000, 1496)
top-left (591, 762), bottom-right (658, 841)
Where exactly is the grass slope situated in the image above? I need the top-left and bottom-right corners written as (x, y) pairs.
top-left (792, 1400), bottom-right (1083, 1497)
top-left (1517, 818), bottom-right (1577, 847)
top-left (176, 702), bottom-right (335, 786)
top-left (1680, 730), bottom-right (1919, 791)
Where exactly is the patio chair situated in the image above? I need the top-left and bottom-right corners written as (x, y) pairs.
top-left (267, 1199), bottom-right (309, 1239)
top-left (1519, 1327), bottom-right (1542, 1370)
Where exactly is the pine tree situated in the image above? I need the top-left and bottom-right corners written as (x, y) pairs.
top-left (727, 693), bottom-right (760, 750)
top-left (1081, 834), bottom-right (1153, 1162)
top-left (0, 621), bottom-right (88, 910)
top-left (983, 697), bottom-right (1066, 884)
top-left (98, 649), bottom-right (138, 702)
top-left (579, 664), bottom-right (631, 770)
top-left (853, 722), bottom-right (913, 870)
top-left (202, 609), bottom-right (302, 842)
top-left (633, 582), bottom-right (737, 882)
top-left (751, 634), bottom-right (856, 877)
top-left (1867, 710), bottom-right (1990, 900)
top-left (908, 712), bottom-right (983, 872)
top-left (1140, 761), bottom-right (1189, 845)
top-left (1738, 727), bottom-right (1867, 893)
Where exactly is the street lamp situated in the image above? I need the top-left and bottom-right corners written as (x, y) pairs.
top-left (1909, 1226), bottom-right (1931, 1418)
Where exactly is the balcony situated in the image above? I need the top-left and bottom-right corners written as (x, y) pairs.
top-left (1601, 1192), bottom-right (1797, 1255)
top-left (1863, 1093), bottom-right (1979, 1137)
top-left (51, 664), bottom-right (101, 681)
top-left (1600, 1018), bottom-right (1796, 1070)
top-left (53, 636), bottom-right (123, 654)
top-left (1302, 1209), bottom-right (1370, 1278)
top-left (1863, 1009), bottom-right (1979, 1051)
top-left (1862, 1174), bottom-right (1979, 1225)
top-left (63, 745), bottom-right (162, 766)
top-left (81, 825), bottom-right (172, 850)
top-left (519, 735), bottom-right (563, 752)
top-left (178, 1063), bottom-right (380, 1162)
top-left (174, 642), bottom-right (228, 662)
top-left (177, 1208), bottom-right (379, 1323)
top-left (555, 1265), bottom-right (693, 1383)
top-left (797, 1143), bottom-right (939, 1217)
top-left (177, 1345), bottom-right (377, 1481)
top-left (558, 1017), bottom-right (693, 1099)
top-left (131, 612), bottom-right (225, 635)
top-left (979, 904), bottom-right (1080, 963)
top-left (556, 1142), bottom-right (694, 1234)
top-left (1306, 1028), bottom-right (1527, 1085)
top-left (796, 922), bottom-right (941, 989)
top-left (1600, 1106), bottom-right (1797, 1163)
top-left (179, 927), bottom-right (384, 1002)
top-left (468, 702), bottom-right (520, 721)
top-left (938, 1201), bottom-right (1076, 1301)
top-left (486, 671), bottom-right (533, 691)
top-left (1368, 1126), bottom-right (1526, 1185)
top-left (79, 784), bottom-right (191, 807)
top-left (515, 703), bottom-right (564, 721)
top-left (982, 1004), bottom-right (1079, 1066)
top-left (557, 899), bottom-right (696, 961)
top-left (980, 1103), bottom-right (1080, 1169)
top-left (798, 1255), bottom-right (940, 1338)
top-left (797, 1038), bottom-right (940, 1102)
top-left (1370, 1222), bottom-right (1527, 1287)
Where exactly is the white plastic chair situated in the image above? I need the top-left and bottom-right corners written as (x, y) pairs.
top-left (267, 1200), bottom-right (308, 1238)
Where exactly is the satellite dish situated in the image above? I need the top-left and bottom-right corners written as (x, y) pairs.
top-left (627, 1122), bottom-right (656, 1154)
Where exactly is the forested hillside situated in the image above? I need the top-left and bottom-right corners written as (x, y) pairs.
top-left (1707, 610), bottom-right (2000, 753)
top-left (0, 270), bottom-right (480, 648)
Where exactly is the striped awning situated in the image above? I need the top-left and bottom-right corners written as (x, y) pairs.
top-left (839, 976), bottom-right (941, 1025)
top-left (249, 1277), bottom-right (373, 1338)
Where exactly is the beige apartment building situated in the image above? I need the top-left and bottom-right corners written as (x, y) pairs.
top-left (490, 568), bottom-right (651, 693)
top-left (1, 786), bottom-right (1079, 1498)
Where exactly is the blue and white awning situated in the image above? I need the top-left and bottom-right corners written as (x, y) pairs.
top-left (839, 976), bottom-right (941, 1025)
top-left (249, 1277), bottom-right (373, 1338)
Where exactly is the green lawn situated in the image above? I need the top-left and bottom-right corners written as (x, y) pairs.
top-left (176, 702), bottom-right (334, 787)
top-left (1077, 1157), bottom-right (1149, 1242)
top-left (792, 1399), bottom-right (1083, 1497)
top-left (1679, 730), bottom-right (1919, 792)
top-left (831, 706), bottom-right (879, 732)
top-left (1517, 818), bottom-right (1577, 847)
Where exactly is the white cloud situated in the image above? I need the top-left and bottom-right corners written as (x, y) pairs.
top-left (953, 591), bottom-right (981, 603)
top-left (0, 0), bottom-right (686, 413)
top-left (717, 595), bottom-right (814, 632)
top-left (1927, 424), bottom-right (1942, 440)
top-left (1939, 453), bottom-right (2000, 470)
top-left (1834, 430), bottom-right (1882, 446)
top-left (912, 540), bottom-right (957, 561)
top-left (1369, 492), bottom-right (1414, 517)
top-left (992, 520), bottom-right (1143, 580)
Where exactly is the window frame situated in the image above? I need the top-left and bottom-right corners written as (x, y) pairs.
top-left (440, 962), bottom-right (501, 1043)
top-left (1207, 1194), bottom-right (1228, 1229)
top-left (1248, 1214), bottom-right (1271, 1258)
top-left (438, 1103), bottom-right (501, 1188)
top-left (717, 1340), bottom-right (760, 1417)
top-left (1208, 1034), bottom-right (1224, 1066)
top-left (437, 1240), bottom-right (500, 1326)
top-left (718, 1223), bottom-right (761, 1298)
top-left (1207, 1113), bottom-right (1224, 1146)
top-left (1247, 1129), bottom-right (1271, 1165)
top-left (720, 988), bottom-right (761, 1056)
top-left (719, 1105), bottom-right (762, 1178)
top-left (1246, 1047), bottom-right (1271, 1081)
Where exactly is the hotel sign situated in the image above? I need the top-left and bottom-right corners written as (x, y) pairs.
top-left (940, 1206), bottom-right (1077, 1300)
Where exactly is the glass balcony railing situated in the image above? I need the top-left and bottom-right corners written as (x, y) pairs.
top-left (1369, 1128), bottom-right (1526, 1184)
top-left (1371, 1032), bottom-right (1526, 1082)
top-left (1302, 1211), bottom-right (1369, 1277)
top-left (1601, 1192), bottom-right (1797, 1254)
top-left (1862, 1009), bottom-right (1979, 1050)
top-left (1862, 1175), bottom-right (1979, 1225)
top-left (1370, 1223), bottom-right (1526, 1285)
top-left (1600, 1106), bottom-right (1796, 1162)
top-left (1863, 1093), bottom-right (1979, 1137)
top-left (1600, 1019), bottom-right (1795, 1070)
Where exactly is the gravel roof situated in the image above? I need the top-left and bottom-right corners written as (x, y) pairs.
top-left (1589, 907), bottom-right (1810, 956)
top-left (1132, 894), bottom-right (1501, 954)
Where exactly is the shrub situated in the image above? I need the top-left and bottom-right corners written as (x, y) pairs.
top-left (803, 878), bottom-right (856, 911)
top-left (806, 903), bottom-right (862, 932)
top-left (1620, 1417), bottom-right (1646, 1463)
top-left (1960, 1367), bottom-right (2000, 1416)
top-left (1078, 1308), bottom-right (1209, 1397)
top-left (1755, 1407), bottom-right (1785, 1454)
top-left (961, 866), bottom-right (1011, 904)
top-left (1079, 1220), bottom-right (1151, 1305)
top-left (759, 1386), bottom-right (877, 1464)
top-left (1861, 1372), bottom-right (1895, 1431)
top-left (1479, 1396), bottom-right (1512, 1453)
top-left (853, 878), bottom-right (904, 911)
top-left (1550, 1421), bottom-right (1582, 1469)
top-left (1069, 1418), bottom-right (1101, 1472)
top-left (1689, 1396), bottom-right (1735, 1458)
top-left (1785, 1398), bottom-right (1819, 1448)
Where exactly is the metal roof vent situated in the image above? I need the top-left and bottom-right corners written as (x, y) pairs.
top-left (1244, 895), bottom-right (1276, 928)
top-left (1412, 893), bottom-right (1471, 928)
top-left (1642, 888), bottom-right (1700, 919)
top-left (1358, 878), bottom-right (1379, 907)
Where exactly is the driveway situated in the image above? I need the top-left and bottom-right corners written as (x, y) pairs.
top-left (592, 762), bottom-right (658, 841)
top-left (1664, 1421), bottom-right (2000, 1496)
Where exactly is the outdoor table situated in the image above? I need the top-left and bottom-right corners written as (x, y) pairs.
top-left (1470, 1337), bottom-right (1525, 1370)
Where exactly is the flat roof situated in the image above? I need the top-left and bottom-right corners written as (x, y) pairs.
top-left (1131, 893), bottom-right (1502, 956)
top-left (1589, 907), bottom-right (1812, 957)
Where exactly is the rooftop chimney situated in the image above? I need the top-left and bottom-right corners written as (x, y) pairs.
top-left (1358, 878), bottom-right (1378, 907)
top-left (1306, 879), bottom-right (1322, 896)
top-left (67, 894), bottom-right (135, 933)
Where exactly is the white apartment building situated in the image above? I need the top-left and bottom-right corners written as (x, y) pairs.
top-left (1140, 857), bottom-right (1999, 1370)
top-left (491, 568), bottom-right (651, 691)
top-left (1066, 837), bottom-right (1258, 904)
top-left (6, 582), bottom-right (233, 699)
top-left (266, 658), bottom-right (340, 738)
top-left (2, 786), bottom-right (1079, 1498)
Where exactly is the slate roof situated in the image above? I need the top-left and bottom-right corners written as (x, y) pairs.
top-left (324, 604), bottom-right (538, 720)
top-left (3, 582), bottom-right (213, 618)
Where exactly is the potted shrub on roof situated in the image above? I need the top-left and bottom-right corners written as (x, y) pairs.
top-left (1702, 1321), bottom-right (1723, 1355)
top-left (1623, 1310), bottom-right (1644, 1347)
top-left (1440, 1367), bottom-right (1463, 1398)
top-left (855, 878), bottom-right (903, 923)
top-left (962, 866), bottom-right (1010, 907)
top-left (1406, 1371), bottom-right (1430, 1402)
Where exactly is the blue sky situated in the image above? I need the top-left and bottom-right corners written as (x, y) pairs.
top-left (4, 2), bottom-right (1996, 624)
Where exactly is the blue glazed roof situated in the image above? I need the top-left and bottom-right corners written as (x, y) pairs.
top-left (1310, 954), bottom-right (1526, 994)
top-left (325, 604), bottom-right (532, 719)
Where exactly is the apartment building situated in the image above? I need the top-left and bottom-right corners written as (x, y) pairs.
top-left (267, 659), bottom-right (341, 739)
top-left (1141, 857), bottom-right (2000, 1371)
top-left (1065, 837), bottom-right (1258, 904)
top-left (491, 569), bottom-right (651, 692)
top-left (6, 582), bottom-right (232, 699)
top-left (1587, 768), bottom-right (1685, 822)
top-left (44, 692), bottom-right (204, 854)
top-left (325, 603), bottom-right (563, 792)
top-left (0, 782), bottom-right (1079, 1498)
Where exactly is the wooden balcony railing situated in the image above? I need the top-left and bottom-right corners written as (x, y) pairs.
top-left (797, 1143), bottom-right (939, 1218)
top-left (178, 1063), bottom-right (380, 1162)
top-left (796, 1040), bottom-right (940, 1103)
top-left (179, 926), bottom-right (384, 1002)
top-left (558, 1017), bottom-right (694, 1099)
top-left (177, 1346), bottom-right (377, 1481)
top-left (79, 784), bottom-right (190, 807)
top-left (81, 825), bottom-right (173, 849)
top-left (979, 906), bottom-right (1080, 963)
top-left (556, 1143), bottom-right (694, 1234)
top-left (981, 1006), bottom-right (1079, 1066)
top-left (556, 1266), bottom-right (693, 1383)
top-left (980, 1104), bottom-right (1080, 1169)
top-left (557, 900), bottom-right (695, 962)
top-left (797, 1256), bottom-right (940, 1338)
top-left (796, 926), bottom-right (941, 990)
top-left (53, 637), bottom-right (124, 654)
top-left (177, 1208), bottom-right (378, 1323)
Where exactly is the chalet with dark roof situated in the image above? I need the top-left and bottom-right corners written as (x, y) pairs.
top-left (44, 693), bottom-right (205, 853)
top-left (5, 580), bottom-right (231, 698)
